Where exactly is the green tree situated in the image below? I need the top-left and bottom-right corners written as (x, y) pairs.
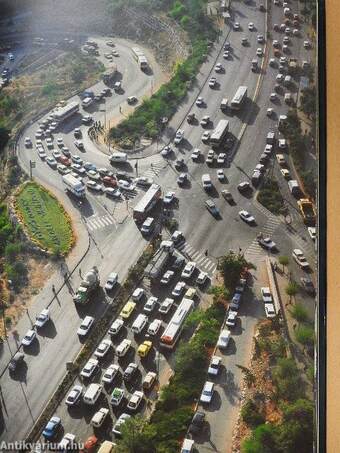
top-left (208, 285), bottom-right (230, 302)
top-left (272, 358), bottom-right (304, 401)
top-left (290, 303), bottom-right (309, 323)
top-left (278, 255), bottom-right (289, 272)
top-left (300, 86), bottom-right (316, 118)
top-left (0, 126), bottom-right (10, 153)
top-left (116, 415), bottom-right (156, 453)
top-left (218, 251), bottom-right (254, 290)
top-left (285, 281), bottom-right (299, 304)
top-left (242, 424), bottom-right (280, 453)
top-left (241, 399), bottom-right (265, 427)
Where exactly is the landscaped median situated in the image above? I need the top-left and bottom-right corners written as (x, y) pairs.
top-left (13, 181), bottom-right (74, 255)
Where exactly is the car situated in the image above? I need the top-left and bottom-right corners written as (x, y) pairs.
top-left (269, 58), bottom-right (276, 67)
top-left (138, 340), bottom-right (152, 357)
top-left (255, 163), bottom-right (265, 173)
top-left (200, 115), bottom-right (210, 127)
top-left (172, 281), bottom-right (187, 298)
top-left (35, 130), bottom-right (44, 139)
top-left (135, 176), bottom-right (153, 187)
top-left (280, 56), bottom-right (287, 64)
top-left (80, 358), bottom-right (99, 379)
top-left (163, 191), bottom-right (176, 207)
top-left (273, 40), bottom-right (280, 49)
top-left (87, 170), bottom-right (100, 181)
top-left (196, 97), bottom-right (204, 106)
top-left (261, 287), bottom-right (273, 304)
top-left (115, 337), bottom-right (132, 358)
top-left (127, 390), bottom-right (144, 411)
top-left (123, 362), bottom-right (138, 381)
top-left (304, 40), bottom-right (311, 48)
top-left (35, 308), bottom-right (50, 328)
top-left (185, 287), bottom-right (197, 300)
top-left (46, 157), bottom-right (57, 168)
top-left (24, 137), bottom-right (32, 147)
top-left (224, 41), bottom-right (231, 50)
top-left (230, 293), bottom-right (242, 311)
top-left (256, 48), bottom-right (263, 57)
top-left (112, 49), bottom-right (119, 56)
top-left (205, 199), bottom-right (219, 217)
top-left (281, 168), bottom-right (291, 179)
top-left (86, 180), bottom-right (103, 192)
top-left (265, 303), bottom-right (276, 318)
top-left (77, 316), bottom-right (95, 336)
top-left (84, 162), bottom-right (96, 171)
top-left (158, 298), bottom-right (174, 315)
top-left (293, 28), bottom-right (299, 36)
top-left (102, 364), bottom-right (120, 384)
top-left (91, 408), bottom-right (109, 428)
top-left (276, 74), bottom-right (284, 83)
top-left (95, 339), bottom-right (112, 358)
top-left (147, 319), bottom-right (162, 335)
top-left (196, 271), bottom-right (208, 285)
top-left (308, 227), bottom-right (317, 241)
top-left (111, 387), bottom-right (125, 406)
top-left (208, 77), bottom-right (217, 88)
top-left (112, 413), bottom-right (131, 436)
top-left (120, 301), bottom-right (136, 319)
top-left (239, 210), bottom-right (255, 224)
top-left (171, 230), bottom-right (184, 245)
top-left (71, 154), bottom-right (83, 165)
top-left (215, 62), bottom-right (223, 72)
top-left (161, 145), bottom-right (172, 157)
top-left (177, 173), bottom-right (188, 185)
top-left (8, 352), bottom-right (25, 372)
top-left (238, 181), bottom-right (251, 193)
top-left (208, 355), bottom-right (222, 376)
top-left (233, 22), bottom-right (240, 30)
top-left (282, 44), bottom-right (289, 53)
top-left (283, 36), bottom-right (290, 45)
top-left (105, 272), bottom-right (118, 291)
top-left (235, 278), bottom-right (247, 294)
top-left (109, 318), bottom-right (124, 336)
top-left (241, 37), bottom-right (249, 46)
top-left (82, 115), bottom-right (93, 124)
top-left (127, 96), bottom-right (138, 104)
top-left (270, 93), bottom-right (277, 101)
top-left (175, 158), bottom-right (185, 170)
top-left (181, 261), bottom-right (196, 279)
top-left (248, 22), bottom-right (255, 30)
top-left (144, 296), bottom-right (158, 313)
top-left (42, 416), bottom-right (61, 440)
top-left (188, 411), bottom-right (206, 434)
top-left (200, 381), bottom-right (214, 404)
top-left (132, 287), bottom-right (144, 301)
top-left (118, 179), bottom-right (135, 191)
top-left (223, 51), bottom-right (230, 59)
top-left (301, 277), bottom-right (315, 295)
top-left (206, 149), bottom-right (215, 165)
top-left (225, 310), bottom-right (237, 327)
top-left (187, 112), bottom-right (196, 124)
top-left (105, 187), bottom-right (121, 198)
top-left (160, 270), bottom-right (175, 284)
top-left (102, 176), bottom-right (117, 188)
top-left (292, 249), bottom-right (310, 269)
top-left (74, 140), bottom-right (84, 150)
top-left (65, 385), bottom-right (83, 406)
top-left (191, 148), bottom-right (201, 162)
top-left (217, 169), bottom-right (225, 181)
top-left (274, 0), bottom-right (280, 4)
top-left (217, 153), bottom-right (226, 164)
top-left (257, 234), bottom-right (277, 251)
top-left (257, 34), bottom-right (265, 43)
top-left (217, 329), bottom-right (231, 349)
top-left (21, 329), bottom-right (36, 347)
top-left (174, 129), bottom-right (184, 145)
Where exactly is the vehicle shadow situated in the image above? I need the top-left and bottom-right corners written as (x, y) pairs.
top-left (37, 320), bottom-right (57, 339)
top-left (219, 368), bottom-right (240, 405)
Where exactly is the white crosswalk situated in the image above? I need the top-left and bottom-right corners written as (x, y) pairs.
top-left (141, 157), bottom-right (167, 179)
top-left (245, 215), bottom-right (281, 259)
top-left (85, 214), bottom-right (116, 231)
top-left (176, 242), bottom-right (217, 274)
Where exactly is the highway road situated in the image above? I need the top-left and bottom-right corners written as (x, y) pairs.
top-left (0, 0), bottom-right (316, 449)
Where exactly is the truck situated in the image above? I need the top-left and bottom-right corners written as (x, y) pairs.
top-left (144, 247), bottom-right (173, 280)
top-left (73, 267), bottom-right (100, 304)
top-left (297, 199), bottom-right (316, 225)
top-left (62, 174), bottom-right (85, 198)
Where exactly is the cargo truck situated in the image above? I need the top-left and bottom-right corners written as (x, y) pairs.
top-left (73, 267), bottom-right (100, 304)
top-left (144, 242), bottom-right (174, 280)
top-left (62, 174), bottom-right (85, 198)
top-left (297, 199), bottom-right (316, 225)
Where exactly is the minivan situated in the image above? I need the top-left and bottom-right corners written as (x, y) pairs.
top-left (109, 152), bottom-right (127, 163)
top-left (131, 314), bottom-right (148, 334)
top-left (141, 217), bottom-right (155, 235)
top-left (202, 174), bottom-right (212, 190)
top-left (83, 383), bottom-right (102, 405)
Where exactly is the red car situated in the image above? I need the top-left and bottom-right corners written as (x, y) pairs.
top-left (59, 155), bottom-right (71, 166)
top-left (80, 436), bottom-right (98, 453)
top-left (102, 176), bottom-right (117, 187)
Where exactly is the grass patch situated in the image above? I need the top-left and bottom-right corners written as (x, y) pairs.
top-left (14, 182), bottom-right (74, 255)
top-left (257, 178), bottom-right (284, 215)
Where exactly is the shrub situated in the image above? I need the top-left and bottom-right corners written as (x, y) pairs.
top-left (241, 399), bottom-right (265, 427)
top-left (5, 242), bottom-right (22, 262)
top-left (290, 303), bottom-right (309, 323)
top-left (272, 358), bottom-right (304, 401)
top-left (295, 325), bottom-right (314, 348)
top-left (257, 178), bottom-right (284, 215)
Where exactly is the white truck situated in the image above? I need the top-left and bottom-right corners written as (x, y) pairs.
top-left (62, 174), bottom-right (85, 198)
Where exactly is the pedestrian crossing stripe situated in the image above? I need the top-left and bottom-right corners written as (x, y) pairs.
top-left (86, 215), bottom-right (115, 231)
top-left (176, 242), bottom-right (217, 274)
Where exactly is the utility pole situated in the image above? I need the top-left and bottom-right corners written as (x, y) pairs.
top-left (29, 160), bottom-right (36, 180)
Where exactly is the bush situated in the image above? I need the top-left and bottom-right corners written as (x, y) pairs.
top-left (241, 400), bottom-right (265, 427)
top-left (272, 358), bottom-right (304, 401)
top-left (5, 242), bottom-right (22, 262)
top-left (295, 325), bottom-right (314, 348)
top-left (257, 178), bottom-right (284, 215)
top-left (290, 303), bottom-right (309, 323)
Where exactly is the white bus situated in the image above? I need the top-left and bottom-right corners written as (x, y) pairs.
top-left (53, 101), bottom-right (79, 123)
top-left (160, 298), bottom-right (194, 349)
top-left (231, 86), bottom-right (248, 110)
top-left (132, 47), bottom-right (148, 70)
top-left (210, 119), bottom-right (229, 145)
top-left (133, 183), bottom-right (161, 222)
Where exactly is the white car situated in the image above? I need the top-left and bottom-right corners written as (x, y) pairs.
top-left (269, 58), bottom-right (276, 67)
top-left (225, 310), bottom-right (237, 327)
top-left (160, 270), bottom-right (175, 285)
top-left (172, 281), bottom-right (186, 298)
top-left (144, 296), bottom-right (158, 313)
top-left (71, 155), bottom-right (83, 165)
top-left (46, 157), bottom-right (57, 168)
top-left (202, 131), bottom-right (211, 143)
top-left (159, 297), bottom-right (175, 314)
top-left (127, 390), bottom-right (144, 411)
top-left (35, 309), bottom-right (50, 328)
top-left (105, 272), bottom-right (118, 291)
top-left (273, 40), bottom-right (280, 48)
top-left (239, 210), bottom-right (255, 224)
top-left (208, 355), bottom-right (222, 376)
top-left (77, 316), bottom-right (95, 336)
top-left (261, 287), bottom-right (273, 304)
top-left (206, 150), bottom-right (215, 165)
top-left (109, 318), bottom-right (124, 336)
top-left (147, 319), bottom-right (162, 336)
top-left (181, 261), bottom-right (196, 279)
top-left (217, 329), bottom-right (230, 349)
top-left (257, 35), bottom-right (264, 43)
top-left (264, 144), bottom-right (273, 155)
top-left (24, 137), bottom-right (32, 147)
top-left (196, 271), bottom-right (208, 285)
top-left (80, 358), bottom-right (98, 379)
top-left (118, 180), bottom-right (135, 191)
top-left (280, 56), bottom-right (287, 64)
top-left (86, 180), bottom-right (103, 191)
top-left (91, 408), bottom-right (109, 427)
top-left (279, 139), bottom-right (287, 149)
top-left (256, 48), bottom-right (263, 57)
top-left (58, 434), bottom-right (76, 451)
top-left (21, 329), bottom-right (36, 347)
top-left (223, 51), bottom-right (230, 58)
top-left (276, 74), bottom-right (284, 83)
top-left (217, 153), bottom-right (226, 164)
top-left (200, 381), bottom-right (214, 404)
top-left (270, 93), bottom-right (277, 101)
top-left (87, 170), bottom-right (100, 181)
top-left (132, 287), bottom-right (144, 301)
top-left (292, 249), bottom-right (310, 269)
top-left (208, 77), bottom-right (217, 88)
top-left (308, 227), bottom-right (316, 241)
top-left (267, 108), bottom-right (274, 117)
top-left (200, 115), bottom-right (210, 127)
top-left (233, 22), bottom-right (240, 30)
top-left (215, 63), bottom-right (223, 72)
top-left (196, 97), bottom-right (204, 106)
top-left (303, 40), bottom-right (311, 48)
top-left (191, 148), bottom-right (201, 161)
top-left (56, 138), bottom-right (64, 147)
top-left (102, 364), bottom-right (120, 384)
top-left (283, 36), bottom-right (290, 45)
top-left (265, 303), bottom-right (276, 318)
top-left (46, 138), bottom-right (53, 149)
top-left (65, 385), bottom-right (83, 406)
top-left (235, 278), bottom-right (247, 294)
top-left (257, 235), bottom-right (277, 250)
top-left (111, 387), bottom-right (125, 406)
top-left (174, 129), bottom-right (184, 145)
top-left (115, 339), bottom-right (131, 357)
top-left (281, 168), bottom-right (291, 179)
top-left (161, 145), bottom-right (172, 157)
top-left (217, 169), bottom-right (225, 181)
top-left (105, 187), bottom-right (121, 198)
top-left (112, 413), bottom-right (131, 435)
top-left (248, 22), bottom-right (255, 31)
top-left (255, 163), bottom-right (265, 173)
top-left (95, 339), bottom-right (112, 358)
top-left (164, 191), bottom-right (176, 205)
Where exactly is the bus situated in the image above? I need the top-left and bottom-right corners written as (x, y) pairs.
top-left (160, 298), bottom-right (194, 349)
top-left (210, 119), bottom-right (229, 145)
top-left (230, 86), bottom-right (248, 110)
top-left (133, 184), bottom-right (161, 222)
top-left (132, 47), bottom-right (148, 71)
top-left (53, 101), bottom-right (79, 123)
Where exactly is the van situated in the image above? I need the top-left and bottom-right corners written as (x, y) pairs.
top-left (202, 174), bottom-right (212, 190)
top-left (131, 314), bottom-right (148, 334)
top-left (141, 217), bottom-right (155, 234)
top-left (110, 152), bottom-right (127, 163)
top-left (220, 98), bottom-right (228, 111)
top-left (98, 441), bottom-right (116, 453)
top-left (143, 371), bottom-right (157, 390)
top-left (288, 180), bottom-right (301, 197)
top-left (83, 383), bottom-right (102, 405)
